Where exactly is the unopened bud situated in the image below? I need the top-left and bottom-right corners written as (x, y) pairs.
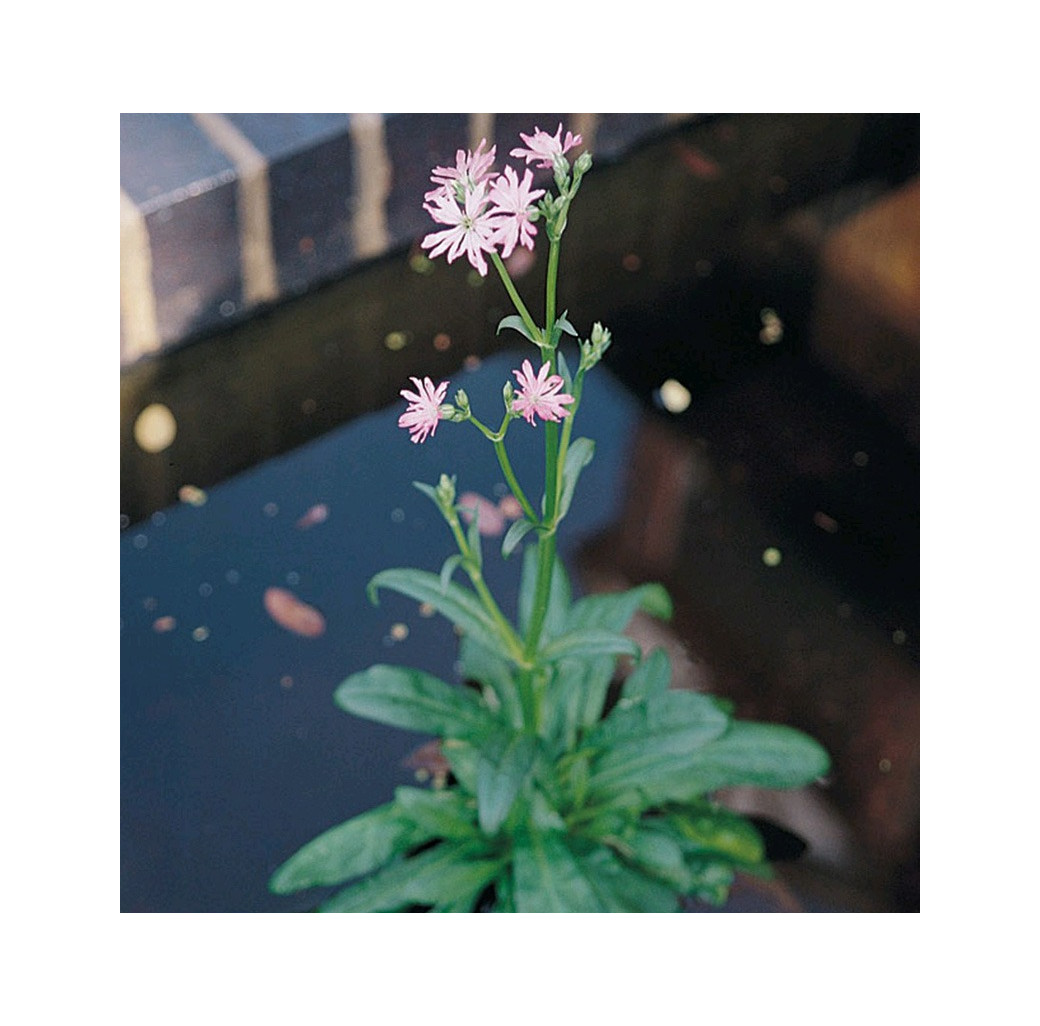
top-left (435, 473), bottom-right (456, 508)
top-left (502, 380), bottom-right (516, 407)
top-left (552, 152), bottom-right (571, 188)
top-left (454, 389), bottom-right (470, 412)
top-left (590, 322), bottom-right (612, 353)
top-left (574, 152), bottom-right (593, 176)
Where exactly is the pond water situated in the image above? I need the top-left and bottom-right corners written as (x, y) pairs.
top-left (120, 349), bottom-right (641, 912)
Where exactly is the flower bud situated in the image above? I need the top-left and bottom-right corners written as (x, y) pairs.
top-left (574, 152), bottom-right (593, 177)
top-left (435, 473), bottom-right (456, 508)
top-left (453, 389), bottom-right (470, 413)
top-left (552, 152), bottom-right (571, 189)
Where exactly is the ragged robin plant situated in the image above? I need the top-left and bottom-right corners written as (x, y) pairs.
top-left (269, 123), bottom-right (831, 912)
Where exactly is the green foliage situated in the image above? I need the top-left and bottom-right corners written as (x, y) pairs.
top-left (272, 565), bottom-right (832, 912)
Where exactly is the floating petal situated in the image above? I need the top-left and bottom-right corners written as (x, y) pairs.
top-left (263, 587), bottom-right (326, 638)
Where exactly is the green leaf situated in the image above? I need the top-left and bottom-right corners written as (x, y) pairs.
top-left (619, 647), bottom-right (673, 704)
top-left (556, 349), bottom-right (573, 391)
top-left (541, 655), bottom-right (615, 750)
top-left (577, 846), bottom-right (681, 912)
top-left (367, 568), bottom-right (500, 650)
top-left (512, 831), bottom-right (606, 912)
top-left (269, 800), bottom-right (424, 894)
top-left (334, 664), bottom-right (494, 739)
top-left (501, 517), bottom-right (537, 559)
top-left (497, 314), bottom-right (538, 344)
top-left (623, 823), bottom-right (692, 890)
top-left (656, 722), bottom-right (832, 797)
top-left (585, 691), bottom-right (731, 800)
top-left (441, 739), bottom-right (480, 792)
top-left (320, 841), bottom-right (502, 912)
top-left (567, 583), bottom-right (673, 634)
top-left (457, 635), bottom-right (524, 729)
top-left (538, 628), bottom-right (640, 666)
top-left (438, 554), bottom-right (462, 592)
top-left (393, 786), bottom-right (479, 840)
top-left (475, 731), bottom-right (539, 834)
top-left (556, 437), bottom-right (595, 521)
top-left (518, 547), bottom-right (571, 641)
top-left (663, 803), bottom-right (766, 866)
top-left (552, 311), bottom-right (578, 345)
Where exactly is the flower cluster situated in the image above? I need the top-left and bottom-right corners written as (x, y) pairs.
top-left (421, 124), bottom-right (581, 277)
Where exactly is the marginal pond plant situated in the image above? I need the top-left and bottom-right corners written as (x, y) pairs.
top-left (270, 124), bottom-right (831, 912)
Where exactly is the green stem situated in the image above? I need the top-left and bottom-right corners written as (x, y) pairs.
top-left (493, 438), bottom-right (537, 522)
top-left (445, 512), bottom-right (527, 666)
top-left (491, 251), bottom-right (542, 343)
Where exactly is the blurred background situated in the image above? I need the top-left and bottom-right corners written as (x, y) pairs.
top-left (120, 113), bottom-right (919, 912)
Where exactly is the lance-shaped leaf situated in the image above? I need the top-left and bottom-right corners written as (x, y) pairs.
top-left (654, 722), bottom-right (832, 798)
top-left (393, 786), bottom-right (480, 841)
top-left (567, 583), bottom-right (673, 634)
top-left (556, 437), bottom-right (595, 521)
top-left (457, 635), bottom-right (524, 729)
top-left (577, 847), bottom-right (681, 913)
top-left (501, 517), bottom-right (538, 559)
top-left (497, 313), bottom-right (539, 344)
top-left (618, 647), bottom-right (673, 704)
top-left (538, 628), bottom-right (641, 666)
top-left (585, 691), bottom-right (731, 799)
top-left (335, 664), bottom-right (494, 739)
top-left (269, 800), bottom-right (425, 894)
top-left (367, 568), bottom-right (501, 651)
top-left (662, 802), bottom-right (766, 866)
top-left (320, 841), bottom-right (503, 913)
top-left (512, 831), bottom-right (606, 912)
top-left (518, 547), bottom-right (571, 641)
top-left (475, 731), bottom-right (539, 835)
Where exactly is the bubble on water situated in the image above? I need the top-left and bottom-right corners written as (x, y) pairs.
top-left (199, 582), bottom-right (213, 598)
top-left (762, 547), bottom-right (782, 567)
top-left (225, 569), bottom-right (241, 585)
top-left (464, 355), bottom-right (482, 372)
top-left (285, 571), bottom-right (300, 586)
top-left (192, 626), bottom-right (210, 642)
top-left (390, 507), bottom-right (406, 523)
top-left (150, 511), bottom-right (166, 527)
top-left (133, 403), bottom-right (177, 453)
top-left (219, 300), bottom-right (236, 317)
top-left (280, 675), bottom-right (294, 689)
top-left (263, 502), bottom-right (279, 517)
top-left (622, 253), bottom-right (642, 272)
top-left (433, 332), bottom-right (452, 352)
top-left (418, 602), bottom-right (435, 618)
top-left (120, 514), bottom-right (130, 530)
top-left (133, 534), bottom-right (148, 550)
top-left (878, 758), bottom-right (892, 773)
top-left (694, 259), bottom-right (713, 277)
top-left (853, 451), bottom-right (870, 467)
top-left (892, 629), bottom-right (907, 645)
top-left (143, 596), bottom-right (158, 612)
top-left (301, 398), bottom-right (317, 415)
top-left (389, 623), bottom-right (409, 641)
top-left (384, 330), bottom-right (410, 351)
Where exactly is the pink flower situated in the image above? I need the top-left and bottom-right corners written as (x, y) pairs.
top-left (511, 360), bottom-right (575, 426)
top-left (487, 165), bottom-right (544, 259)
top-left (398, 376), bottom-right (449, 444)
top-left (426, 139), bottom-right (497, 201)
top-left (421, 181), bottom-right (499, 276)
top-left (510, 123), bottom-right (583, 169)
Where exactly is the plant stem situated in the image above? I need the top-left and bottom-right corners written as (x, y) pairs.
top-left (523, 235), bottom-right (564, 662)
top-left (493, 438), bottom-right (537, 523)
top-left (491, 252), bottom-right (542, 343)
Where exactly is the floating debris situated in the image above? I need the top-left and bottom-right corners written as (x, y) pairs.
top-left (152, 616), bottom-right (177, 633)
top-left (178, 484), bottom-right (208, 507)
top-left (676, 143), bottom-right (722, 179)
top-left (656, 379), bottom-right (692, 414)
top-left (759, 308), bottom-right (784, 345)
top-left (263, 587), bottom-right (326, 638)
top-left (459, 492), bottom-right (507, 536)
top-left (762, 547), bottom-right (783, 567)
top-left (296, 503), bottom-right (329, 530)
top-left (813, 511), bottom-right (840, 534)
top-left (497, 495), bottom-right (523, 520)
top-left (192, 626), bottom-right (210, 642)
